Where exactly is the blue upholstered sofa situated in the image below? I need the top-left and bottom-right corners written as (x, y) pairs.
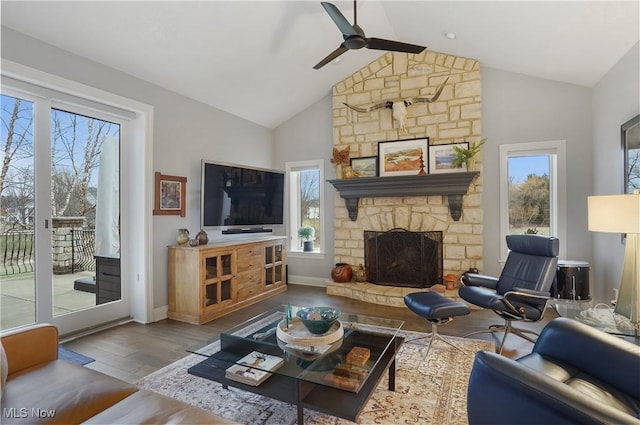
top-left (467, 317), bottom-right (640, 424)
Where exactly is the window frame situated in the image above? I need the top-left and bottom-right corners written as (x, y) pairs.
top-left (285, 159), bottom-right (325, 257)
top-left (499, 140), bottom-right (567, 260)
top-left (1, 59), bottom-right (154, 329)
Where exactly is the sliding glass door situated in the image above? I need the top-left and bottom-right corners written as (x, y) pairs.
top-left (1, 93), bottom-right (36, 329)
top-left (1, 88), bottom-right (128, 334)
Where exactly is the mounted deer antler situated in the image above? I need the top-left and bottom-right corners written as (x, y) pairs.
top-left (343, 76), bottom-right (449, 132)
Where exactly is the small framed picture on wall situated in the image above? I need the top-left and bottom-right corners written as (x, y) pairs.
top-left (153, 172), bottom-right (187, 217)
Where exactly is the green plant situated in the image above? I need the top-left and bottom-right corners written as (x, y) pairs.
top-left (452, 138), bottom-right (487, 168)
top-left (297, 226), bottom-right (315, 241)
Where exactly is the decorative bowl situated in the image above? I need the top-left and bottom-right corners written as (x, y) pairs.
top-left (296, 307), bottom-right (341, 335)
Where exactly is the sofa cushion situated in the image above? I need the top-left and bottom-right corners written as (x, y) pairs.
top-left (84, 389), bottom-right (239, 424)
top-left (1, 360), bottom-right (137, 424)
top-left (518, 352), bottom-right (640, 417)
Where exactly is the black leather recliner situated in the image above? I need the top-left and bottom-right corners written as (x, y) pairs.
top-left (467, 317), bottom-right (640, 424)
top-left (459, 234), bottom-right (559, 353)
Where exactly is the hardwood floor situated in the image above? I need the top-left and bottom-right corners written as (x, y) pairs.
top-left (62, 284), bottom-right (558, 383)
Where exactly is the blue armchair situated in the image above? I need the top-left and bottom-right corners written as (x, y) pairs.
top-left (467, 317), bottom-right (640, 424)
top-left (459, 234), bottom-right (559, 353)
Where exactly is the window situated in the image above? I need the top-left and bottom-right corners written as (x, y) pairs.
top-left (499, 141), bottom-right (567, 259)
top-left (286, 160), bottom-right (324, 254)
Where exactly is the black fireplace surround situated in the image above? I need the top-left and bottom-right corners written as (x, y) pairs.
top-left (364, 228), bottom-right (443, 288)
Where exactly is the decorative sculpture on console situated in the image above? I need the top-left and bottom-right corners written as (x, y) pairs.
top-left (343, 77), bottom-right (449, 132)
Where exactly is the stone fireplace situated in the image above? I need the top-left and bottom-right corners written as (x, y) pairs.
top-left (365, 229), bottom-right (442, 288)
top-left (330, 50), bottom-right (483, 284)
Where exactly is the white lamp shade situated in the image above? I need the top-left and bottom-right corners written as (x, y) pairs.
top-left (588, 193), bottom-right (640, 234)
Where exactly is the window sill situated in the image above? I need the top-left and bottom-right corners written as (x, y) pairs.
top-left (287, 250), bottom-right (326, 260)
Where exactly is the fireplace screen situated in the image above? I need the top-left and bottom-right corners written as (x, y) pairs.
top-left (364, 229), bottom-right (443, 288)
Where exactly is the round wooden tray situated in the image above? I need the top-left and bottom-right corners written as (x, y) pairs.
top-left (276, 335), bottom-right (343, 361)
top-left (276, 317), bottom-right (343, 346)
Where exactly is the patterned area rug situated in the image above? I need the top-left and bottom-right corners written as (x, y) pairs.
top-left (137, 328), bottom-right (494, 425)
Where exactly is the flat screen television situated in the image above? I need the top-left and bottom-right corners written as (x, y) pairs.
top-left (200, 160), bottom-right (285, 229)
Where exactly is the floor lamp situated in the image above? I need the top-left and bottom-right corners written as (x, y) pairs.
top-left (588, 191), bottom-right (640, 336)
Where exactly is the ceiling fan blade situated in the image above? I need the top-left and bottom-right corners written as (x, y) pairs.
top-left (366, 37), bottom-right (426, 54)
top-left (321, 2), bottom-right (358, 37)
top-left (313, 44), bottom-right (349, 70)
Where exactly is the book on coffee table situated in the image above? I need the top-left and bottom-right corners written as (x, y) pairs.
top-left (225, 351), bottom-right (284, 386)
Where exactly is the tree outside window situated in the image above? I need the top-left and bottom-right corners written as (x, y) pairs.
top-left (1, 94), bottom-right (119, 231)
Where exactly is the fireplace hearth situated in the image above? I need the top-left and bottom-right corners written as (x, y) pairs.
top-left (364, 228), bottom-right (443, 288)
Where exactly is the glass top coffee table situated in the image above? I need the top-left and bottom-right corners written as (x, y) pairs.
top-left (553, 300), bottom-right (638, 337)
top-left (187, 305), bottom-right (404, 424)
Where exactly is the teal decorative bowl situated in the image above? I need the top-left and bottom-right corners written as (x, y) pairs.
top-left (296, 307), bottom-right (341, 335)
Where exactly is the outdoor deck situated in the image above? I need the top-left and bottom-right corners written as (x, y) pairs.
top-left (1, 271), bottom-right (97, 330)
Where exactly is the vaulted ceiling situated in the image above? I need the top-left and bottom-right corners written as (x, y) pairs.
top-left (2, 1), bottom-right (638, 128)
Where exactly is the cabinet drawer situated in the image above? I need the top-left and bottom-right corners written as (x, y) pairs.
top-left (237, 249), bottom-right (262, 273)
top-left (237, 269), bottom-right (262, 286)
top-left (237, 246), bottom-right (260, 259)
top-left (238, 282), bottom-right (262, 300)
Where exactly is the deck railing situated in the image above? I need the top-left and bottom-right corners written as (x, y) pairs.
top-left (0, 229), bottom-right (95, 276)
top-left (0, 231), bottom-right (34, 275)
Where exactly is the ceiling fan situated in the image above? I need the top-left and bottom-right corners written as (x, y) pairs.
top-left (314, 0), bottom-right (427, 70)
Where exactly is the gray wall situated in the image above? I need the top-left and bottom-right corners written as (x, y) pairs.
top-left (273, 94), bottom-right (335, 283)
top-left (591, 42), bottom-right (640, 303)
top-left (1, 27), bottom-right (276, 311)
top-left (481, 67), bottom-right (593, 277)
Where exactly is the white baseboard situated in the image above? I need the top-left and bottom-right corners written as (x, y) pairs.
top-left (288, 275), bottom-right (328, 287)
top-left (153, 305), bottom-right (168, 322)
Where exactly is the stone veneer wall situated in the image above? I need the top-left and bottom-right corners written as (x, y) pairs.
top-left (331, 51), bottom-right (483, 279)
top-left (52, 217), bottom-right (85, 274)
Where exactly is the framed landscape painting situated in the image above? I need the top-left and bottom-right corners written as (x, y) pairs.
top-left (378, 138), bottom-right (429, 177)
top-left (429, 142), bottom-right (469, 174)
top-left (350, 156), bottom-right (378, 177)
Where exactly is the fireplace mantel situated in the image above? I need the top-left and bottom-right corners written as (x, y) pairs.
top-left (328, 172), bottom-right (479, 221)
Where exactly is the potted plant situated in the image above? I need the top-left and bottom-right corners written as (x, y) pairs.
top-left (452, 138), bottom-right (486, 171)
top-left (298, 226), bottom-right (316, 252)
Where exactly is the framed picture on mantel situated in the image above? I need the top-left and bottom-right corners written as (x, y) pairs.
top-left (350, 156), bottom-right (378, 177)
top-left (429, 142), bottom-right (469, 174)
top-left (378, 138), bottom-right (429, 177)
